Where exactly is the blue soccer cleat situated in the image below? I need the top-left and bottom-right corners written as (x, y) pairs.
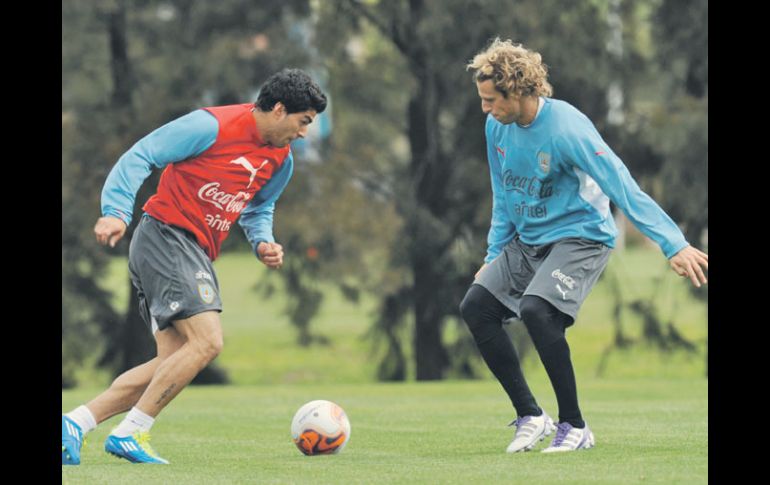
top-left (62, 415), bottom-right (84, 465)
top-left (104, 431), bottom-right (169, 464)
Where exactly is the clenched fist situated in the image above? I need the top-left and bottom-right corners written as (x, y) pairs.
top-left (94, 216), bottom-right (127, 248)
top-left (257, 241), bottom-right (284, 269)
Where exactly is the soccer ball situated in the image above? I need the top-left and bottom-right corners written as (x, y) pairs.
top-left (291, 400), bottom-right (351, 455)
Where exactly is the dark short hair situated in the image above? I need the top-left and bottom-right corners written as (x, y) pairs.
top-left (255, 68), bottom-right (327, 114)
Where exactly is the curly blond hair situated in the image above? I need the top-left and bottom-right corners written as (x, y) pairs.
top-left (467, 38), bottom-right (553, 98)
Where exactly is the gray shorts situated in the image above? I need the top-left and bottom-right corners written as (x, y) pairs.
top-left (474, 236), bottom-right (612, 325)
top-left (128, 215), bottom-right (222, 333)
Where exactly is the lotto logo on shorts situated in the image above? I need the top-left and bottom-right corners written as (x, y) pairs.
top-left (198, 283), bottom-right (215, 304)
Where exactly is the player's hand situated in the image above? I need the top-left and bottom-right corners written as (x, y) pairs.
top-left (475, 263), bottom-right (488, 279)
top-left (669, 245), bottom-right (708, 288)
top-left (94, 216), bottom-right (127, 248)
top-left (258, 242), bottom-right (284, 269)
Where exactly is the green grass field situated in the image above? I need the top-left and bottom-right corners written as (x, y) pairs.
top-left (63, 378), bottom-right (707, 484)
top-left (65, 246), bottom-right (707, 482)
top-left (87, 246), bottom-right (707, 387)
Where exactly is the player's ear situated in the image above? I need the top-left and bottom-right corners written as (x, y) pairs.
top-left (272, 102), bottom-right (287, 118)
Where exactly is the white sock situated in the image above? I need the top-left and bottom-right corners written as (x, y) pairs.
top-left (65, 405), bottom-right (97, 435)
top-left (111, 407), bottom-right (155, 437)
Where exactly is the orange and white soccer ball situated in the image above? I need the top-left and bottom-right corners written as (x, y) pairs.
top-left (291, 400), bottom-right (351, 455)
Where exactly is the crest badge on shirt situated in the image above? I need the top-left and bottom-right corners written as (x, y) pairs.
top-left (198, 283), bottom-right (216, 304)
top-left (537, 151), bottom-right (551, 174)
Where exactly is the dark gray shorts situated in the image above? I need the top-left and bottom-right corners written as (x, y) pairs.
top-left (474, 236), bottom-right (612, 325)
top-left (128, 215), bottom-right (222, 333)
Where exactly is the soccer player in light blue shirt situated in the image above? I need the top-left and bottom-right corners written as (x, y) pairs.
top-left (459, 38), bottom-right (708, 453)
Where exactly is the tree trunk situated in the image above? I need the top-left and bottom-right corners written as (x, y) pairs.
top-left (103, 1), bottom-right (228, 384)
top-left (100, 0), bottom-right (155, 377)
top-left (405, 10), bottom-right (449, 379)
top-left (413, 257), bottom-right (448, 379)
top-left (119, 286), bottom-right (155, 372)
top-left (107, 2), bottom-right (133, 109)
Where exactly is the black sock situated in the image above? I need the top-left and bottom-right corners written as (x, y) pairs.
top-left (520, 295), bottom-right (585, 428)
top-left (537, 338), bottom-right (584, 428)
top-left (460, 285), bottom-right (540, 417)
top-left (476, 329), bottom-right (541, 417)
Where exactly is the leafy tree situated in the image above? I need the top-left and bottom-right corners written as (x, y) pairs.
top-left (585, 0), bottom-right (708, 376)
top-left (63, 0), bottom-right (317, 384)
top-left (313, 0), bottom-right (627, 380)
top-left (64, 0), bottom-right (708, 384)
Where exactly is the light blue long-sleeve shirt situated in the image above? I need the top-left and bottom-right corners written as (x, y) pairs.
top-left (484, 98), bottom-right (688, 264)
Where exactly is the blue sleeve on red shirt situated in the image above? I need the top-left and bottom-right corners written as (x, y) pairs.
top-left (101, 109), bottom-right (219, 226)
top-left (238, 151), bottom-right (294, 258)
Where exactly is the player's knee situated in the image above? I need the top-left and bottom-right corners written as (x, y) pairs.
top-left (459, 289), bottom-right (484, 330)
top-left (459, 286), bottom-right (499, 343)
top-left (519, 295), bottom-right (565, 348)
top-left (192, 333), bottom-right (224, 363)
top-left (518, 295), bottom-right (545, 324)
top-left (206, 334), bottom-right (224, 360)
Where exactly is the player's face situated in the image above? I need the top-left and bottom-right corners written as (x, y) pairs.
top-left (271, 105), bottom-right (316, 147)
top-left (476, 80), bottom-right (521, 125)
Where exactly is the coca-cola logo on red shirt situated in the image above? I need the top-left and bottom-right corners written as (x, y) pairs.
top-left (197, 182), bottom-right (251, 213)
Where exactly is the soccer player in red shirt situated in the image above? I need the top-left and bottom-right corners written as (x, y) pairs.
top-left (63, 69), bottom-right (327, 465)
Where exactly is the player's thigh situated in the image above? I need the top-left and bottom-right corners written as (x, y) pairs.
top-left (154, 325), bottom-right (187, 359)
top-left (526, 238), bottom-right (611, 322)
top-left (172, 311), bottom-right (223, 350)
